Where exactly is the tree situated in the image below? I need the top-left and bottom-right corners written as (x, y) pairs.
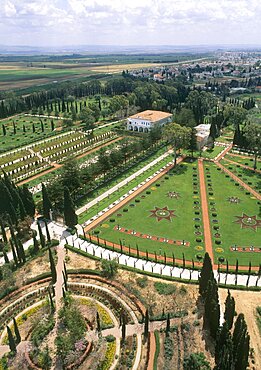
top-left (42, 183), bottom-right (52, 219)
top-left (33, 233), bottom-right (40, 254)
top-left (163, 123), bottom-right (191, 166)
top-left (37, 221), bottom-right (46, 249)
top-left (7, 325), bottom-right (16, 353)
top-left (199, 252), bottom-right (214, 298)
top-left (223, 105), bottom-right (247, 128)
top-left (121, 314), bottom-right (126, 343)
top-left (144, 309), bottom-right (149, 339)
top-left (44, 220), bottom-right (51, 243)
top-left (60, 160), bottom-right (81, 192)
top-left (96, 312), bottom-right (101, 332)
top-left (233, 314), bottom-right (250, 370)
top-left (204, 278), bottom-right (220, 339)
top-left (63, 187), bottom-right (78, 229)
top-left (101, 259), bottom-right (118, 278)
top-left (48, 247), bottom-right (57, 284)
top-left (224, 290), bottom-right (235, 330)
top-left (175, 107), bottom-right (196, 128)
top-left (166, 313), bottom-right (170, 336)
top-left (184, 352), bottom-right (211, 370)
top-left (242, 122), bottom-right (261, 170)
top-left (13, 317), bottom-right (21, 344)
top-left (78, 107), bottom-right (95, 130)
top-left (188, 128), bottom-right (198, 157)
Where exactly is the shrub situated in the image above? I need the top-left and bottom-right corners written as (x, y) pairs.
top-left (136, 276), bottom-right (148, 288)
top-left (106, 335), bottom-right (116, 343)
top-left (154, 282), bottom-right (176, 295)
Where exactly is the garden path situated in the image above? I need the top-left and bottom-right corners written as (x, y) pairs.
top-left (215, 161), bottom-right (261, 201)
top-left (214, 143), bottom-right (232, 162)
top-left (198, 158), bottom-right (214, 261)
top-left (222, 157), bottom-right (261, 173)
top-left (77, 149), bottom-right (175, 216)
top-left (229, 152), bottom-right (261, 161)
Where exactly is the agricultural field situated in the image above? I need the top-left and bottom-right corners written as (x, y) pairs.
top-left (204, 162), bottom-right (260, 266)
top-left (92, 159), bottom-right (205, 262)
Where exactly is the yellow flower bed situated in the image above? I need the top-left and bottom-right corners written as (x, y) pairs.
top-left (194, 246), bottom-right (203, 251)
top-left (99, 341), bottom-right (116, 370)
top-left (151, 187), bottom-right (157, 190)
top-left (215, 247), bottom-right (224, 253)
top-left (78, 297), bottom-right (113, 328)
top-left (1, 301), bottom-right (47, 344)
top-left (101, 224), bottom-right (110, 228)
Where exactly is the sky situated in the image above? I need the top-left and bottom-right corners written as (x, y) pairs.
top-left (0, 0), bottom-right (261, 47)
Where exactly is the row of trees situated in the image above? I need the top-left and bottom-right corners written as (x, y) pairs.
top-left (199, 253), bottom-right (250, 370)
top-left (0, 172), bottom-right (35, 225)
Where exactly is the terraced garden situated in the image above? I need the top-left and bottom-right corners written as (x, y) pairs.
top-left (91, 159), bottom-right (205, 262)
top-left (204, 162), bottom-right (260, 266)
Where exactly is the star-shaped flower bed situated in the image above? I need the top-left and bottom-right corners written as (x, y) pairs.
top-left (234, 213), bottom-right (261, 231)
top-left (149, 206), bottom-right (176, 222)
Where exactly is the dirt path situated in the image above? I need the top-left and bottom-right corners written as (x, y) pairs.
top-left (219, 288), bottom-right (261, 369)
top-left (215, 161), bottom-right (261, 201)
top-left (222, 157), bottom-right (261, 174)
top-left (147, 332), bottom-right (156, 370)
top-left (198, 158), bottom-right (214, 261)
top-left (17, 136), bottom-right (122, 186)
top-left (214, 143), bottom-right (233, 162)
top-left (229, 152), bottom-right (261, 162)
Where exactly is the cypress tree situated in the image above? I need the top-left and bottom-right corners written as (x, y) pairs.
top-left (44, 220), bottom-right (51, 243)
top-left (166, 313), bottom-right (170, 337)
top-left (233, 124), bottom-right (241, 146)
top-left (233, 314), bottom-right (250, 370)
top-left (37, 221), bottom-right (46, 248)
top-left (13, 317), bottom-right (21, 344)
top-left (48, 288), bottom-right (54, 312)
top-left (42, 183), bottom-right (52, 219)
top-left (199, 252), bottom-right (214, 298)
top-left (10, 239), bottom-right (18, 266)
top-left (96, 312), bottom-right (101, 332)
top-left (63, 262), bottom-right (68, 280)
top-left (205, 278), bottom-right (220, 339)
top-left (144, 309), bottom-right (149, 339)
top-left (224, 290), bottom-right (235, 330)
top-left (18, 239), bottom-right (26, 264)
top-left (62, 270), bottom-right (67, 291)
top-left (21, 185), bottom-right (35, 217)
top-left (6, 325), bottom-right (16, 353)
top-left (3, 250), bottom-right (9, 264)
top-left (33, 234), bottom-right (40, 254)
top-left (48, 247), bottom-right (57, 284)
top-left (63, 187), bottom-right (78, 228)
top-left (121, 314), bottom-right (126, 343)
top-left (0, 218), bottom-right (7, 243)
top-left (2, 124), bottom-right (6, 136)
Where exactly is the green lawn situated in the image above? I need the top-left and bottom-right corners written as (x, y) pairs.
top-left (204, 162), bottom-right (260, 266)
top-left (93, 159), bottom-right (205, 262)
top-left (224, 153), bottom-right (261, 170)
top-left (0, 115), bottom-right (61, 152)
top-left (221, 159), bottom-right (261, 190)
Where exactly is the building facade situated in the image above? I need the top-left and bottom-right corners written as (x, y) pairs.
top-left (127, 110), bottom-right (173, 133)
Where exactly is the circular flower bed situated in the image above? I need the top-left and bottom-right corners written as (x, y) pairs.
top-left (94, 230), bottom-right (100, 234)
top-left (195, 245), bottom-right (203, 251)
top-left (123, 208), bottom-right (128, 212)
top-left (218, 256), bottom-right (225, 263)
top-left (196, 253), bottom-right (203, 260)
top-left (215, 239), bottom-right (222, 245)
top-left (196, 238), bottom-right (202, 243)
top-left (146, 191), bottom-right (151, 195)
top-left (129, 204), bottom-right (135, 207)
top-left (135, 199), bottom-right (140, 203)
top-left (101, 224), bottom-right (110, 228)
top-left (215, 247), bottom-right (224, 253)
top-left (110, 219), bottom-right (115, 223)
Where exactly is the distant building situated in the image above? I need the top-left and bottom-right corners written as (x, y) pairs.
top-left (195, 124), bottom-right (211, 148)
top-left (127, 110), bottom-right (172, 133)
